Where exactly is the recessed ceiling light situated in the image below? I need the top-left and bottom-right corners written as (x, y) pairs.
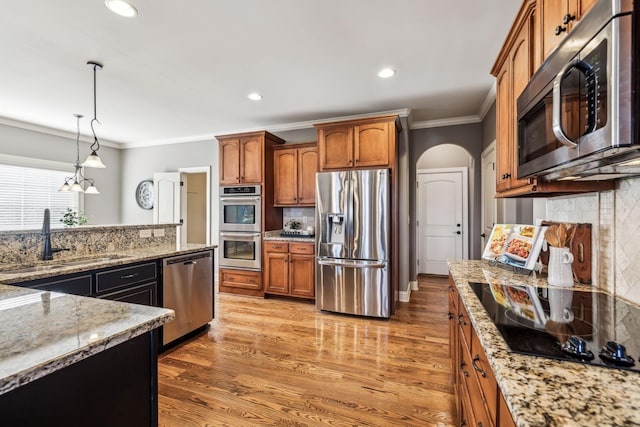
top-left (377, 68), bottom-right (396, 78)
top-left (105, 0), bottom-right (138, 18)
top-left (248, 93), bottom-right (263, 101)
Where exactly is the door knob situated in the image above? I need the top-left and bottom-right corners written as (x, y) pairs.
top-left (454, 231), bottom-right (461, 235)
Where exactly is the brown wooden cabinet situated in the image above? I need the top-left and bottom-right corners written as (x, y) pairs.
top-left (273, 143), bottom-right (317, 206)
top-left (264, 241), bottom-right (315, 299)
top-left (538, 0), bottom-right (596, 64)
top-left (315, 115), bottom-right (398, 171)
top-left (449, 273), bottom-right (516, 427)
top-left (219, 268), bottom-right (263, 297)
top-left (493, 0), bottom-right (536, 194)
top-left (490, 0), bottom-right (613, 197)
top-left (217, 131), bottom-right (285, 185)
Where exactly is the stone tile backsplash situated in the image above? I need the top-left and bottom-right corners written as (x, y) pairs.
top-left (0, 224), bottom-right (177, 265)
top-left (283, 207), bottom-right (315, 229)
top-left (545, 176), bottom-right (640, 305)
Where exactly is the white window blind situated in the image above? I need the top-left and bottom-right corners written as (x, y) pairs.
top-left (0, 163), bottom-right (80, 231)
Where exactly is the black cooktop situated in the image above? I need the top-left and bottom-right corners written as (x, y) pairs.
top-left (470, 282), bottom-right (640, 373)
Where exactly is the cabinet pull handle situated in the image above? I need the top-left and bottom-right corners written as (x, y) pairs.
top-left (448, 311), bottom-right (454, 320)
top-left (472, 355), bottom-right (487, 377)
top-left (120, 273), bottom-right (138, 280)
top-left (555, 25), bottom-right (567, 35)
top-left (247, 279), bottom-right (256, 283)
top-left (461, 420), bottom-right (467, 427)
top-left (562, 13), bottom-right (576, 25)
top-left (457, 314), bottom-right (466, 326)
top-left (460, 360), bottom-right (469, 378)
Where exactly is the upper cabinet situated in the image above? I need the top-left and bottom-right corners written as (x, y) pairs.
top-left (491, 0), bottom-right (609, 197)
top-left (538, 0), bottom-right (596, 65)
top-left (273, 142), bottom-right (317, 206)
top-left (217, 131), bottom-right (285, 185)
top-left (315, 115), bottom-right (400, 171)
top-left (492, 0), bottom-right (537, 193)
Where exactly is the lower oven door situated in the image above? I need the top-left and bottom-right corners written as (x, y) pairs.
top-left (219, 232), bottom-right (261, 270)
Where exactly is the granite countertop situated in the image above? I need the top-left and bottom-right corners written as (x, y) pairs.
top-left (263, 230), bottom-right (315, 243)
top-left (0, 243), bottom-right (217, 284)
top-left (448, 260), bottom-right (640, 427)
top-left (0, 283), bottom-right (174, 396)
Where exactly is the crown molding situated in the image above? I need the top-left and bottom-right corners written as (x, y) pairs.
top-left (410, 115), bottom-right (482, 130)
top-left (0, 116), bottom-right (121, 148)
top-left (478, 80), bottom-right (497, 120)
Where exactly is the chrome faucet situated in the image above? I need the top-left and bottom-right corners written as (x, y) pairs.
top-left (42, 209), bottom-right (68, 261)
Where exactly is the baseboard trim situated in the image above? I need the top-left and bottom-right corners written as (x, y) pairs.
top-left (399, 281), bottom-right (418, 303)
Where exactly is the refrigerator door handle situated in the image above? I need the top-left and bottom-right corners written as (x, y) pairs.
top-left (317, 259), bottom-right (386, 269)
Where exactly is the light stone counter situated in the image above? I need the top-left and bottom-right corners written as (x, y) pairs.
top-left (448, 260), bottom-right (640, 427)
top-left (0, 243), bottom-right (217, 284)
top-left (0, 283), bottom-right (173, 396)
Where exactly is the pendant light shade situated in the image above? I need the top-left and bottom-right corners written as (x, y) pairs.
top-left (82, 61), bottom-right (107, 169)
top-left (60, 114), bottom-right (100, 194)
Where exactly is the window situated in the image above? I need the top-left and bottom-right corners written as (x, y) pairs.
top-left (0, 155), bottom-right (81, 231)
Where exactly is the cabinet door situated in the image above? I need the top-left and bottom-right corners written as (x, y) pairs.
top-left (539, 0), bottom-right (571, 61)
top-left (354, 122), bottom-right (390, 168)
top-left (29, 274), bottom-right (93, 296)
top-left (240, 136), bottom-right (263, 184)
top-left (495, 61), bottom-right (512, 193)
top-left (219, 138), bottom-right (241, 185)
top-left (498, 391), bottom-right (517, 427)
top-left (579, 0), bottom-right (596, 16)
top-left (289, 254), bottom-right (315, 298)
top-left (274, 149), bottom-right (298, 205)
top-left (509, 13), bottom-right (535, 189)
top-left (318, 126), bottom-right (353, 170)
top-left (297, 147), bottom-right (317, 205)
top-left (264, 252), bottom-right (289, 294)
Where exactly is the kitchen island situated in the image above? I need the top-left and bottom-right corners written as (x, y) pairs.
top-left (0, 283), bottom-right (173, 426)
top-left (449, 260), bottom-right (640, 427)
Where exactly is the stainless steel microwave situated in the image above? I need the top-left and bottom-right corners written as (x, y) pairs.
top-left (517, 0), bottom-right (639, 181)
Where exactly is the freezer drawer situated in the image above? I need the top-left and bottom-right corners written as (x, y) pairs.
top-left (316, 258), bottom-right (390, 318)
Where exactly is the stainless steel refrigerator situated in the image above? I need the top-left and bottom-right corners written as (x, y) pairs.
top-left (315, 169), bottom-right (391, 318)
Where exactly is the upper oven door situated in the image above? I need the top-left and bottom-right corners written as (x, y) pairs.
top-left (220, 195), bottom-right (261, 232)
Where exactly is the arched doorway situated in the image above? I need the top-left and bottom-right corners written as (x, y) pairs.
top-left (416, 144), bottom-right (472, 275)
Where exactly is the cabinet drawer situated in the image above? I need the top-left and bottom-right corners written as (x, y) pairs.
top-left (457, 299), bottom-right (472, 349)
top-left (95, 262), bottom-right (157, 293)
top-left (289, 243), bottom-right (314, 255)
top-left (31, 274), bottom-right (93, 296)
top-left (460, 338), bottom-right (493, 427)
top-left (221, 269), bottom-right (262, 289)
top-left (471, 328), bottom-right (498, 422)
top-left (264, 241), bottom-right (289, 252)
top-left (98, 282), bottom-right (157, 306)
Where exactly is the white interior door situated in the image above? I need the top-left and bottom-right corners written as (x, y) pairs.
top-left (153, 172), bottom-right (184, 243)
top-left (481, 143), bottom-right (497, 250)
top-left (417, 169), bottom-right (467, 275)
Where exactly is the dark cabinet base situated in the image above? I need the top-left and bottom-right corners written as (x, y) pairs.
top-left (0, 331), bottom-right (159, 427)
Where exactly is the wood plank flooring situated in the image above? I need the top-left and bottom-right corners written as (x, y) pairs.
top-left (158, 275), bottom-right (455, 426)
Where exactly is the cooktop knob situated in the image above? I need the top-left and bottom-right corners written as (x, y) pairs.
top-left (599, 341), bottom-right (635, 367)
top-left (561, 336), bottom-right (594, 361)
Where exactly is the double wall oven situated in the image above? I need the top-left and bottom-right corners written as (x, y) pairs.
top-left (219, 185), bottom-right (262, 271)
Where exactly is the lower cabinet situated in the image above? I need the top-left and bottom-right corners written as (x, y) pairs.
top-left (264, 241), bottom-right (315, 299)
top-left (449, 274), bottom-right (516, 427)
top-left (29, 273), bottom-right (93, 296)
top-left (98, 282), bottom-right (157, 306)
top-left (219, 268), bottom-right (263, 297)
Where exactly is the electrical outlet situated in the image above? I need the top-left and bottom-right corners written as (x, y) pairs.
top-left (153, 228), bottom-right (165, 237)
top-left (139, 229), bottom-right (152, 238)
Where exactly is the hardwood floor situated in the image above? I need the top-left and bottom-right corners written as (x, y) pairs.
top-left (158, 275), bottom-right (455, 426)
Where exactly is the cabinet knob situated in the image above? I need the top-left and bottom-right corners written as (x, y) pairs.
top-left (555, 25), bottom-right (567, 36)
top-left (448, 311), bottom-right (454, 320)
top-left (562, 13), bottom-right (576, 25)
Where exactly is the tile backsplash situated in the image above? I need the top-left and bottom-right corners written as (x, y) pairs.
top-left (545, 176), bottom-right (640, 305)
top-left (283, 207), bottom-right (315, 229)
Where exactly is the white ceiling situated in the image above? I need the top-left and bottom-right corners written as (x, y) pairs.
top-left (0, 1), bottom-right (521, 147)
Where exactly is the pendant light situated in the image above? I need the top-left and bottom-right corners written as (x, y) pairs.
top-left (82, 61), bottom-right (106, 169)
top-left (60, 114), bottom-right (100, 194)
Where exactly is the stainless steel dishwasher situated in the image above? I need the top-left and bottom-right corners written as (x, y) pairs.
top-left (162, 250), bottom-right (213, 346)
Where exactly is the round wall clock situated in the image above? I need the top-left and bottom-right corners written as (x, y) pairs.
top-left (135, 180), bottom-right (154, 210)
